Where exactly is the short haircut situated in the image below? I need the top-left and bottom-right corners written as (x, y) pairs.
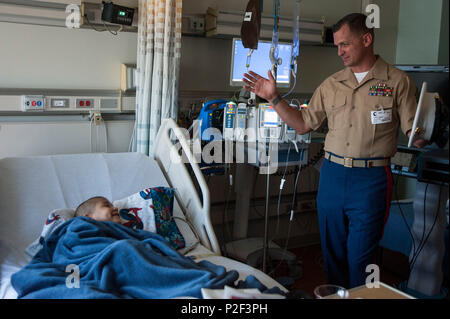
top-left (75, 196), bottom-right (106, 217)
top-left (332, 13), bottom-right (374, 38)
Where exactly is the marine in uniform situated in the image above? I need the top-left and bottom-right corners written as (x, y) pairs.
top-left (243, 13), bottom-right (427, 288)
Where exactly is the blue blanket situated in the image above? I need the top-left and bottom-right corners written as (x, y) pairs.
top-left (11, 217), bottom-right (282, 299)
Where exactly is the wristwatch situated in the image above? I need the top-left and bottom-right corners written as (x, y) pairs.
top-left (271, 95), bottom-right (282, 107)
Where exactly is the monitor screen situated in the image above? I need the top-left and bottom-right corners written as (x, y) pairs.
top-left (262, 109), bottom-right (279, 127)
top-left (230, 38), bottom-right (292, 88)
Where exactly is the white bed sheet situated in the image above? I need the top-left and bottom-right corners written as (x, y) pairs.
top-left (186, 245), bottom-right (288, 292)
top-left (0, 240), bottom-right (29, 299)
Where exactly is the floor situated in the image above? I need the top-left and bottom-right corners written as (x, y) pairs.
top-left (269, 244), bottom-right (410, 298)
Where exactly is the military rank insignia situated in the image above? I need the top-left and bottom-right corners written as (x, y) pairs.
top-left (369, 83), bottom-right (393, 97)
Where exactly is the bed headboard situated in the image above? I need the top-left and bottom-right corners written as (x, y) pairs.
top-left (154, 118), bottom-right (220, 254)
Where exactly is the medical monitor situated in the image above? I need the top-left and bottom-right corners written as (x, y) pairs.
top-left (230, 38), bottom-right (292, 88)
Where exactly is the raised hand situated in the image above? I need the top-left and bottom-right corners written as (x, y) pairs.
top-left (243, 70), bottom-right (279, 102)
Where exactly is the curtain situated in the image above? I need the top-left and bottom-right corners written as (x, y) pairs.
top-left (134, 0), bottom-right (182, 156)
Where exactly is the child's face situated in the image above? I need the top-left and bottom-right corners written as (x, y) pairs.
top-left (90, 198), bottom-right (121, 223)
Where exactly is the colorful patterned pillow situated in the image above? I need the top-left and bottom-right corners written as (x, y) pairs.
top-left (113, 190), bottom-right (156, 233)
top-left (114, 187), bottom-right (185, 250)
top-left (149, 187), bottom-right (185, 250)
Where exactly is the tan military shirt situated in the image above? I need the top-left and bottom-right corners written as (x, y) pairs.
top-left (302, 56), bottom-right (417, 158)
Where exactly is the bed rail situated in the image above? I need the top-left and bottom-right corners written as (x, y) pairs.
top-left (153, 118), bottom-right (220, 255)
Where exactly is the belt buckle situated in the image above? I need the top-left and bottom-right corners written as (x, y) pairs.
top-left (344, 157), bottom-right (353, 168)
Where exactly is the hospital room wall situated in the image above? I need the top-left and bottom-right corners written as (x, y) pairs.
top-left (0, 22), bottom-right (137, 90)
top-left (0, 21), bottom-right (137, 158)
top-left (396, 0), bottom-right (449, 65)
top-left (0, 120), bottom-right (134, 158)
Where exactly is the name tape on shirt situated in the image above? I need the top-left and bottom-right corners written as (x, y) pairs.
top-left (371, 109), bottom-right (392, 124)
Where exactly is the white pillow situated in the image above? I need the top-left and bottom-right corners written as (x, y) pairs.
top-left (25, 209), bottom-right (75, 258)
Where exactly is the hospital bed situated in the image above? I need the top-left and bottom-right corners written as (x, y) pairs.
top-left (0, 118), bottom-right (287, 298)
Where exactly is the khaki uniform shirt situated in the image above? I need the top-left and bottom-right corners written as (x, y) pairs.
top-left (302, 56), bottom-right (417, 158)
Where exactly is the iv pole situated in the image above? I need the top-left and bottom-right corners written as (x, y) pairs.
top-left (262, 0), bottom-right (280, 274)
top-left (262, 150), bottom-right (271, 273)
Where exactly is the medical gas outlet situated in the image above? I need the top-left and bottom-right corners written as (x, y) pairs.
top-left (21, 95), bottom-right (45, 112)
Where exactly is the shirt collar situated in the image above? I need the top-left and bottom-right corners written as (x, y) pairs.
top-left (368, 56), bottom-right (389, 81)
top-left (334, 55), bottom-right (389, 82)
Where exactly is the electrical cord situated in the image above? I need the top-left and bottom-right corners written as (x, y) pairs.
top-left (128, 121), bottom-right (136, 152)
top-left (89, 115), bottom-right (95, 152)
top-left (89, 113), bottom-right (108, 153)
top-left (103, 120), bottom-right (108, 153)
top-left (286, 153), bottom-right (303, 239)
top-left (282, 69), bottom-right (297, 99)
top-left (393, 174), bottom-right (417, 259)
top-left (83, 14), bottom-right (105, 32)
top-left (289, 99), bottom-right (301, 108)
top-left (268, 157), bottom-right (303, 277)
top-left (251, 144), bottom-right (323, 223)
top-left (272, 144), bottom-right (324, 177)
top-left (221, 166), bottom-right (233, 257)
top-left (250, 170), bottom-right (265, 218)
top-left (271, 141), bottom-right (292, 241)
top-left (407, 184), bottom-right (443, 285)
top-left (103, 21), bottom-right (123, 35)
top-left (83, 13), bottom-right (122, 35)
top-left (96, 121), bottom-right (100, 152)
top-left (411, 183), bottom-right (429, 267)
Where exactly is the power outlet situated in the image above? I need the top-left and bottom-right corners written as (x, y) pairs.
top-left (189, 17), bottom-right (205, 32)
top-left (76, 98), bottom-right (94, 108)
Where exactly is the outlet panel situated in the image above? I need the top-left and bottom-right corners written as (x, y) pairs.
top-left (0, 94), bottom-right (134, 113)
top-left (21, 95), bottom-right (45, 111)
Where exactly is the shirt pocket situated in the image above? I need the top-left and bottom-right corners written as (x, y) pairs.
top-left (364, 95), bottom-right (394, 110)
top-left (364, 95), bottom-right (397, 131)
top-left (326, 92), bottom-right (347, 130)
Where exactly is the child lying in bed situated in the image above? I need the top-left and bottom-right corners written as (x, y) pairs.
top-left (75, 196), bottom-right (121, 223)
top-left (14, 198), bottom-right (286, 299)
